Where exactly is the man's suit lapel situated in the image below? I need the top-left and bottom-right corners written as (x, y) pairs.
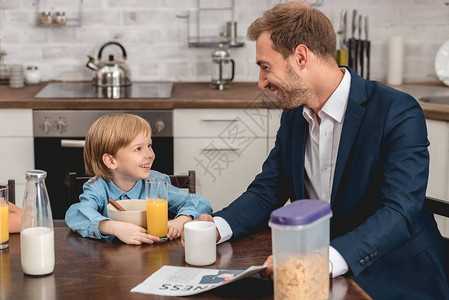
top-left (292, 108), bottom-right (307, 199)
top-left (331, 69), bottom-right (367, 203)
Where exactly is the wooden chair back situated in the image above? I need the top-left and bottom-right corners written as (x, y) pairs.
top-left (427, 196), bottom-right (449, 261)
top-left (427, 196), bottom-right (449, 218)
top-left (8, 179), bottom-right (15, 204)
top-left (169, 170), bottom-right (196, 194)
top-left (0, 179), bottom-right (15, 204)
top-left (68, 172), bottom-right (90, 205)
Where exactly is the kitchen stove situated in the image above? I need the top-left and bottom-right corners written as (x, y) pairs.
top-left (33, 110), bottom-right (173, 219)
top-left (33, 110), bottom-right (172, 137)
top-left (34, 82), bottom-right (173, 99)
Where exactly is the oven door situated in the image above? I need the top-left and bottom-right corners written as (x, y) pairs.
top-left (34, 137), bottom-right (173, 219)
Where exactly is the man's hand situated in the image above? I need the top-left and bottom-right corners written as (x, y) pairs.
top-left (260, 255), bottom-right (274, 280)
top-left (260, 255), bottom-right (334, 280)
top-left (180, 214), bottom-right (221, 248)
top-left (198, 214), bottom-right (221, 242)
top-left (99, 220), bottom-right (160, 245)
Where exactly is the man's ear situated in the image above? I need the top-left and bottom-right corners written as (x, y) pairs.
top-left (102, 153), bottom-right (117, 170)
top-left (293, 44), bottom-right (308, 68)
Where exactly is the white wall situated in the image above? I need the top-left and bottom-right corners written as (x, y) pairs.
top-left (0, 0), bottom-right (448, 83)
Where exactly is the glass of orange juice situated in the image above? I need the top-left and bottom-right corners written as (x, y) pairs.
top-left (0, 185), bottom-right (9, 250)
top-left (146, 178), bottom-right (168, 238)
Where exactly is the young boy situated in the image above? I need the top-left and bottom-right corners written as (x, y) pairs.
top-left (65, 113), bottom-right (212, 245)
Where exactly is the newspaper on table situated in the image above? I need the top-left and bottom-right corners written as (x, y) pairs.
top-left (131, 265), bottom-right (267, 296)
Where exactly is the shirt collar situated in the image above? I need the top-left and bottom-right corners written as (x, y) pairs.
top-left (106, 179), bottom-right (144, 199)
top-left (302, 68), bottom-right (351, 123)
top-left (320, 68), bottom-right (351, 123)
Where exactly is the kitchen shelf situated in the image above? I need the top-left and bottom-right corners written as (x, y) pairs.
top-left (177, 0), bottom-right (244, 49)
top-left (187, 36), bottom-right (244, 49)
top-left (36, 0), bottom-right (83, 28)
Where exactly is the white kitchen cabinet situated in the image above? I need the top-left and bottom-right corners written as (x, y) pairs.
top-left (0, 109), bottom-right (34, 207)
top-left (174, 108), bottom-right (269, 138)
top-left (425, 119), bottom-right (449, 237)
top-left (426, 119), bottom-right (449, 200)
top-left (174, 138), bottom-right (266, 211)
top-left (174, 109), bottom-right (271, 211)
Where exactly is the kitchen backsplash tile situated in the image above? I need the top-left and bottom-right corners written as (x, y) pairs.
top-left (81, 11), bottom-right (122, 26)
top-left (0, 0), bottom-right (448, 83)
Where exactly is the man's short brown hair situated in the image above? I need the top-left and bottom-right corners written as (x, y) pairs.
top-left (84, 113), bottom-right (152, 182)
top-left (247, 1), bottom-right (336, 60)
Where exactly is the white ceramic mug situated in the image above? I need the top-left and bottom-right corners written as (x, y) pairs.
top-left (184, 221), bottom-right (216, 266)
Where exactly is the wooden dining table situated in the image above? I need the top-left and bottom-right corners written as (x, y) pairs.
top-left (0, 222), bottom-right (372, 299)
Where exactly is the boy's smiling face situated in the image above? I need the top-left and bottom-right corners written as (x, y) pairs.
top-left (107, 131), bottom-right (155, 191)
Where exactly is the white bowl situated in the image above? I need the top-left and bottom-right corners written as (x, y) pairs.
top-left (106, 199), bottom-right (147, 228)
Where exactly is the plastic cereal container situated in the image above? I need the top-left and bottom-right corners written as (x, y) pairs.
top-left (269, 199), bottom-right (332, 300)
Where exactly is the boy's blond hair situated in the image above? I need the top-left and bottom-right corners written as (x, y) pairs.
top-left (84, 113), bottom-right (152, 182)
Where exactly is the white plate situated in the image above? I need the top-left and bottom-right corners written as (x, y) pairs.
top-left (434, 40), bottom-right (449, 86)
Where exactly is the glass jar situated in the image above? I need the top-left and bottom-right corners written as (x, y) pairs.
top-left (54, 11), bottom-right (66, 25)
top-left (24, 66), bottom-right (41, 85)
top-left (40, 11), bottom-right (52, 25)
top-left (269, 200), bottom-right (332, 300)
top-left (8, 64), bottom-right (24, 88)
top-left (20, 170), bottom-right (55, 276)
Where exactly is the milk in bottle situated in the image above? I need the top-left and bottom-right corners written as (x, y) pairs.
top-left (20, 170), bottom-right (55, 276)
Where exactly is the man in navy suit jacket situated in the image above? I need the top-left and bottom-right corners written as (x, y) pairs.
top-left (192, 2), bottom-right (449, 298)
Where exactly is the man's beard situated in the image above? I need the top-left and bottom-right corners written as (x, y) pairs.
top-left (277, 63), bottom-right (313, 111)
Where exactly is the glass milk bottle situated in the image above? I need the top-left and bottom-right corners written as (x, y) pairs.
top-left (21, 170), bottom-right (55, 276)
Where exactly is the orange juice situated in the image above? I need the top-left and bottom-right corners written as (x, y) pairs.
top-left (0, 249), bottom-right (11, 293)
top-left (0, 202), bottom-right (8, 245)
top-left (146, 199), bottom-right (168, 237)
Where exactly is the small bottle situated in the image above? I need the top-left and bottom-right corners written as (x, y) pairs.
top-left (40, 11), bottom-right (52, 25)
top-left (336, 30), bottom-right (349, 66)
top-left (20, 170), bottom-right (55, 276)
top-left (54, 11), bottom-right (67, 25)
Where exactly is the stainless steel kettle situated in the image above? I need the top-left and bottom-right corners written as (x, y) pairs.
top-left (86, 41), bottom-right (131, 87)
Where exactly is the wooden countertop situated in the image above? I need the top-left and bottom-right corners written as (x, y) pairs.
top-left (394, 84), bottom-right (449, 122)
top-left (1, 82), bottom-right (449, 121)
top-left (417, 101), bottom-right (449, 121)
top-left (0, 82), bottom-right (279, 110)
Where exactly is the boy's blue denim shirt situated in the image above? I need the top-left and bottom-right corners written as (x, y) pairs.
top-left (65, 170), bottom-right (212, 239)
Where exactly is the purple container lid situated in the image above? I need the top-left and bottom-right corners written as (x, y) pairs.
top-left (270, 199), bottom-right (332, 226)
